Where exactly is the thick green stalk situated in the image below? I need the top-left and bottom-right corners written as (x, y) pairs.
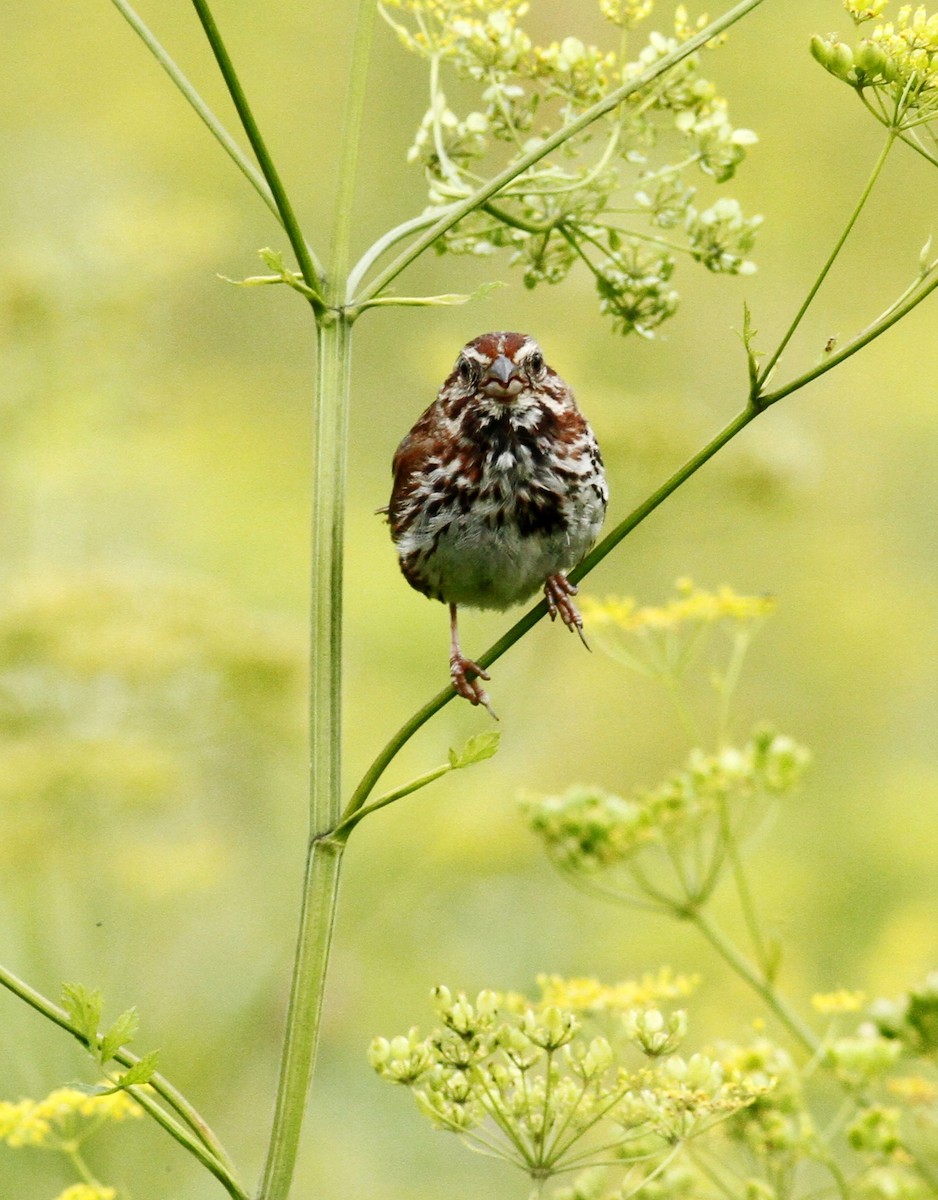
top-left (258, 7), bottom-right (376, 1196)
top-left (309, 315), bottom-right (352, 833)
top-left (256, 834), bottom-right (345, 1200)
top-left (255, 314), bottom-right (353, 1200)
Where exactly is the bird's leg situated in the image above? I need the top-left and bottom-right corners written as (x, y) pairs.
top-left (544, 573), bottom-right (590, 650)
top-left (449, 603), bottom-right (498, 719)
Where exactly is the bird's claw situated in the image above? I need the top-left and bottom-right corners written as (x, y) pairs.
top-left (544, 574), bottom-right (591, 651)
top-left (451, 655), bottom-right (499, 720)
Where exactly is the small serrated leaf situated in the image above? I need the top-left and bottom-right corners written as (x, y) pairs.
top-left (100, 1007), bottom-right (140, 1063)
top-left (449, 731), bottom-right (501, 770)
top-left (737, 301), bottom-right (763, 391)
top-left (220, 247), bottom-right (321, 303)
top-left (107, 1051), bottom-right (161, 1092)
top-left (258, 246), bottom-right (288, 273)
top-left (61, 983), bottom-right (104, 1049)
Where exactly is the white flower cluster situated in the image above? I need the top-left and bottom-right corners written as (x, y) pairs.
top-left (381, 0), bottom-right (760, 335)
top-left (370, 982), bottom-right (764, 1182)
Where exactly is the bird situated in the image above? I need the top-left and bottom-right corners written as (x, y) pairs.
top-left (386, 331), bottom-right (608, 716)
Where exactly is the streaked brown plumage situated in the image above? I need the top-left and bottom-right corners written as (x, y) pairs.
top-left (387, 331), bottom-right (607, 714)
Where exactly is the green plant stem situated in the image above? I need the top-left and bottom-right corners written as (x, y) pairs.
top-left (690, 909), bottom-right (819, 1056)
top-left (189, 0), bottom-right (324, 301)
top-left (309, 321), bottom-right (352, 835)
top-left (0, 964), bottom-right (248, 1199)
top-left (717, 796), bottom-right (773, 976)
top-left (110, 0), bottom-right (280, 226)
top-left (346, 211), bottom-right (441, 298)
top-left (254, 315), bottom-right (353, 1200)
top-left (759, 263), bottom-right (938, 407)
top-left (257, 7), bottom-right (378, 1196)
top-left (330, 0), bottom-right (378, 296)
top-left (256, 834), bottom-right (345, 1200)
top-left (756, 130), bottom-right (897, 391)
top-left (353, 0), bottom-right (768, 306)
top-left (336, 762), bottom-right (452, 836)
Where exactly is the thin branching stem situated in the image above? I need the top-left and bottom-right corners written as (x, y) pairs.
top-left (0, 964), bottom-right (248, 1200)
top-left (189, 0), bottom-right (325, 302)
top-left (755, 129), bottom-right (897, 391)
top-left (717, 796), bottom-right (773, 975)
top-left (330, 0), bottom-right (379, 298)
top-left (345, 403), bottom-right (757, 816)
top-left (760, 265), bottom-right (938, 407)
top-left (690, 909), bottom-right (819, 1055)
top-left (110, 0), bottom-right (280, 226)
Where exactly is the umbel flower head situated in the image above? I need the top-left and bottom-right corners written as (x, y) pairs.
top-left (370, 980), bottom-right (767, 1187)
top-left (0, 1086), bottom-right (142, 1150)
top-left (0, 1085), bottom-right (143, 1200)
top-left (524, 729), bottom-right (809, 909)
top-left (381, 0), bottom-right (760, 335)
top-left (812, 1), bottom-right (938, 134)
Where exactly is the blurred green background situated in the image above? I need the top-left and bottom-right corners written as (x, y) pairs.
top-left (2, 1), bottom-right (937, 1197)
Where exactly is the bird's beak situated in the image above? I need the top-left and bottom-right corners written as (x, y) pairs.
top-left (483, 355), bottom-right (523, 400)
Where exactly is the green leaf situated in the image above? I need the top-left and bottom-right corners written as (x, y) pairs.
top-left (61, 983), bottom-right (104, 1049)
top-left (219, 246), bottom-right (322, 302)
top-left (448, 731), bottom-right (501, 770)
top-left (100, 1007), bottom-right (140, 1063)
top-left (219, 272), bottom-right (286, 288)
top-left (738, 301), bottom-right (763, 391)
top-left (112, 1051), bottom-right (161, 1090)
top-left (359, 280), bottom-right (505, 311)
top-left (258, 246), bottom-right (288, 273)
top-left (86, 1051), bottom-right (162, 1095)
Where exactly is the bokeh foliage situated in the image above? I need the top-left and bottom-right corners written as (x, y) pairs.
top-left (1, 1), bottom-right (937, 1197)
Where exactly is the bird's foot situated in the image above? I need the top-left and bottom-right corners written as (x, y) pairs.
top-left (450, 654), bottom-right (498, 720)
top-left (544, 574), bottom-right (590, 651)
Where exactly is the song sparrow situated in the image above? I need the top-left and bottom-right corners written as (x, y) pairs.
top-left (387, 331), bottom-right (608, 715)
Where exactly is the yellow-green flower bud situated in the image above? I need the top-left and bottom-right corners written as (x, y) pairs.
top-left (847, 1104), bottom-right (903, 1155)
top-left (855, 39), bottom-right (887, 77)
top-left (431, 984), bottom-right (452, 1014)
top-left (810, 34), bottom-right (834, 67)
top-left (585, 1036), bottom-right (614, 1074)
top-left (367, 1036), bottom-right (391, 1068)
top-left (828, 41), bottom-right (856, 80)
top-left (624, 1007), bottom-right (687, 1056)
top-left (476, 989), bottom-right (499, 1018)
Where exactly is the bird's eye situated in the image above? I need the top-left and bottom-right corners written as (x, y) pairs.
top-left (457, 357), bottom-right (474, 385)
top-left (528, 351), bottom-right (545, 375)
